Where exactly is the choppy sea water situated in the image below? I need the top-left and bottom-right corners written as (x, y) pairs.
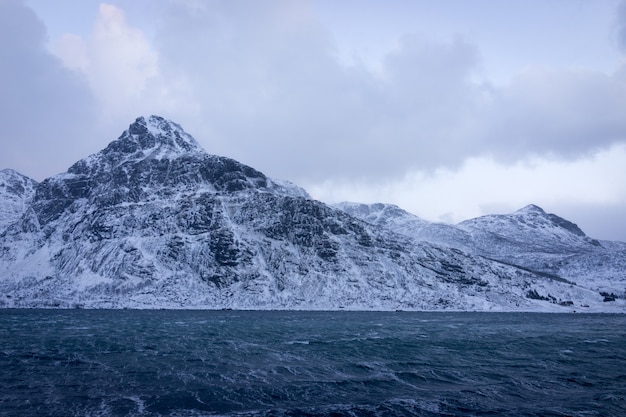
top-left (0, 310), bottom-right (624, 417)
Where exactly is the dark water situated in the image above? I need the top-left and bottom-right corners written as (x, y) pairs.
top-left (0, 310), bottom-right (624, 417)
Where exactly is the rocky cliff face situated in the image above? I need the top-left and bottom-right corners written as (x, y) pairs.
top-left (0, 116), bottom-right (623, 310)
top-left (0, 169), bottom-right (37, 232)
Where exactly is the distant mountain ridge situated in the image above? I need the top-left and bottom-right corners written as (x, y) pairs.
top-left (1, 116), bottom-right (624, 311)
top-left (336, 201), bottom-right (626, 301)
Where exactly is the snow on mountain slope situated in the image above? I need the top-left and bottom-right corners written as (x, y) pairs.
top-left (456, 205), bottom-right (626, 294)
top-left (337, 202), bottom-right (626, 304)
top-left (0, 169), bottom-right (37, 232)
top-left (458, 204), bottom-right (601, 254)
top-left (0, 116), bottom-right (623, 311)
top-left (335, 202), bottom-right (474, 250)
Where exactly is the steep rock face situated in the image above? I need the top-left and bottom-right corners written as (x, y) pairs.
top-left (0, 116), bottom-right (312, 306)
top-left (0, 169), bottom-right (37, 232)
top-left (0, 116), bottom-right (622, 310)
top-left (30, 116), bottom-right (300, 226)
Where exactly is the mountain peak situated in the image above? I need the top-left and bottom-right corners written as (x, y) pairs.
top-left (123, 115), bottom-right (204, 157)
top-left (513, 204), bottom-right (586, 237)
top-left (0, 168), bottom-right (20, 176)
top-left (516, 204), bottom-right (545, 214)
top-left (67, 116), bottom-right (205, 176)
top-left (0, 169), bottom-right (37, 194)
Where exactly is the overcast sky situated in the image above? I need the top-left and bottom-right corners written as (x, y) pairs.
top-left (2, 0), bottom-right (626, 241)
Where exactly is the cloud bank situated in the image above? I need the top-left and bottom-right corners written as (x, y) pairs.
top-left (84, 1), bottom-right (626, 184)
top-left (6, 0), bottom-right (626, 183)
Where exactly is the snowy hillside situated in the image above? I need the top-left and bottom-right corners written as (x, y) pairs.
top-left (337, 202), bottom-right (626, 307)
top-left (335, 202), bottom-right (474, 250)
top-left (458, 204), bottom-right (602, 254)
top-left (0, 116), bottom-right (624, 311)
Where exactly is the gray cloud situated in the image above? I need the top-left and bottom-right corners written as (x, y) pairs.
top-left (483, 69), bottom-right (626, 163)
top-left (153, 1), bottom-right (486, 183)
top-left (0, 0), bottom-right (97, 180)
top-left (615, 0), bottom-right (626, 54)
top-left (5, 0), bottom-right (626, 190)
top-left (150, 1), bottom-right (626, 187)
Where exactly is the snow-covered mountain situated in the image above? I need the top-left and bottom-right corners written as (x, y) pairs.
top-left (335, 202), bottom-right (474, 250)
top-left (465, 205), bottom-right (626, 299)
top-left (0, 169), bottom-right (37, 232)
top-left (1, 116), bottom-right (624, 311)
top-left (336, 202), bottom-right (626, 305)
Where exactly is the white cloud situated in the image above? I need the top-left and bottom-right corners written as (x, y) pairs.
top-left (307, 143), bottom-right (626, 239)
top-left (53, 33), bottom-right (89, 71)
top-left (53, 3), bottom-right (160, 125)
